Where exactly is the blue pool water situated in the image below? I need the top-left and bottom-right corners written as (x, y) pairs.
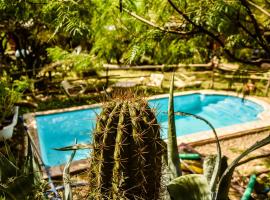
top-left (35, 94), bottom-right (263, 167)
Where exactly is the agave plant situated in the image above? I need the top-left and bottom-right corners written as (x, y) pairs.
top-left (0, 80), bottom-right (20, 129)
top-left (166, 75), bottom-right (270, 200)
top-left (166, 74), bottom-right (182, 180)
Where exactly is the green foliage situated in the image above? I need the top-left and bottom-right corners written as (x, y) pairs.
top-left (0, 0), bottom-right (32, 22)
top-left (0, 78), bottom-right (24, 127)
top-left (123, 0), bottom-right (270, 64)
top-left (1, 0), bottom-right (270, 69)
top-left (42, 0), bottom-right (93, 39)
top-left (46, 46), bottom-right (69, 61)
top-left (47, 46), bottom-right (99, 76)
top-left (0, 140), bottom-right (35, 199)
top-left (89, 98), bottom-right (164, 199)
top-left (122, 22), bottom-right (210, 64)
top-left (90, 0), bottom-right (142, 64)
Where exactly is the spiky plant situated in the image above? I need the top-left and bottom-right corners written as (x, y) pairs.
top-left (167, 74), bottom-right (181, 180)
top-left (166, 76), bottom-right (270, 200)
top-left (89, 97), bottom-right (164, 200)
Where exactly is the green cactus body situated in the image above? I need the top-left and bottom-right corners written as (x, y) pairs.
top-left (89, 99), bottom-right (164, 200)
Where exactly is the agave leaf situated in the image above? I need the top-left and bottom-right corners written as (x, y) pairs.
top-left (203, 155), bottom-right (217, 184)
top-left (203, 155), bottom-right (228, 195)
top-left (0, 184), bottom-right (16, 200)
top-left (0, 140), bottom-right (35, 199)
top-left (215, 135), bottom-right (270, 200)
top-left (167, 174), bottom-right (211, 200)
top-left (23, 136), bottom-right (34, 177)
top-left (167, 74), bottom-right (181, 179)
top-left (0, 152), bottom-right (18, 182)
top-left (63, 140), bottom-right (77, 200)
top-left (174, 111), bottom-right (222, 194)
top-left (3, 140), bottom-right (16, 164)
top-left (3, 175), bottom-right (34, 199)
top-left (53, 143), bottom-right (93, 151)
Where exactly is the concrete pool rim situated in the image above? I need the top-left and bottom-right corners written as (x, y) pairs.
top-left (23, 90), bottom-right (270, 178)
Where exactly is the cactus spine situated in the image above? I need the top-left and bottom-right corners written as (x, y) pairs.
top-left (89, 98), bottom-right (164, 200)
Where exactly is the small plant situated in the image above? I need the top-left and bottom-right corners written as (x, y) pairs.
top-left (0, 139), bottom-right (35, 199)
top-left (0, 79), bottom-right (21, 129)
top-left (89, 97), bottom-right (164, 199)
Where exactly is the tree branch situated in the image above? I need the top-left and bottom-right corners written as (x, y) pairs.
top-left (235, 18), bottom-right (266, 49)
top-left (167, 0), bottom-right (269, 65)
top-left (122, 7), bottom-right (198, 35)
top-left (239, 0), bottom-right (270, 54)
top-left (218, 8), bottom-right (266, 52)
top-left (247, 0), bottom-right (270, 17)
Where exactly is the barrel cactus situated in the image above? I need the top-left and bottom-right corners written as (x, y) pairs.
top-left (89, 98), bottom-right (164, 200)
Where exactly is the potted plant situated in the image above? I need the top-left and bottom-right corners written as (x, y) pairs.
top-left (0, 79), bottom-right (21, 141)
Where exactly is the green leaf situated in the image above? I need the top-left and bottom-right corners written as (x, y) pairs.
top-left (63, 139), bottom-right (77, 200)
top-left (53, 143), bottom-right (93, 151)
top-left (167, 174), bottom-right (211, 200)
top-left (167, 74), bottom-right (181, 180)
top-left (0, 152), bottom-right (18, 183)
top-left (174, 111), bottom-right (222, 194)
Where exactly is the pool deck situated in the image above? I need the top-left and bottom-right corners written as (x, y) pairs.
top-left (23, 90), bottom-right (270, 178)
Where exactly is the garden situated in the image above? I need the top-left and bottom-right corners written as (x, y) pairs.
top-left (1, 0), bottom-right (270, 200)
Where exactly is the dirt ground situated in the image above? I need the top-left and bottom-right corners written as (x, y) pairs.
top-left (194, 130), bottom-right (270, 200)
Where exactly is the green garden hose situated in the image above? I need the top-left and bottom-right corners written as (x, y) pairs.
top-left (241, 174), bottom-right (256, 200)
top-left (179, 153), bottom-right (201, 160)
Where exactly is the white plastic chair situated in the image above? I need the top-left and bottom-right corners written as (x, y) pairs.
top-left (147, 74), bottom-right (164, 88)
top-left (61, 80), bottom-right (86, 97)
top-left (174, 77), bottom-right (201, 89)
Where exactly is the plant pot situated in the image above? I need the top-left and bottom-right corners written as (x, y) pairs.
top-left (0, 106), bottom-right (19, 141)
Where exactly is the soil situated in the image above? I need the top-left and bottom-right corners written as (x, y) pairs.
top-left (193, 130), bottom-right (270, 200)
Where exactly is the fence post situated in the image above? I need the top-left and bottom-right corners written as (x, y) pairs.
top-left (105, 66), bottom-right (109, 89)
top-left (264, 77), bottom-right (270, 96)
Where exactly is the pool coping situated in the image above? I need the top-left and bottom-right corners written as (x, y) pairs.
top-left (23, 90), bottom-right (270, 178)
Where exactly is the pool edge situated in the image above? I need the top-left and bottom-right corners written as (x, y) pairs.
top-left (23, 90), bottom-right (270, 178)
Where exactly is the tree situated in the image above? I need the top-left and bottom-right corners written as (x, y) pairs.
top-left (0, 0), bottom-right (98, 79)
top-left (0, 0), bottom-right (49, 78)
top-left (122, 0), bottom-right (270, 66)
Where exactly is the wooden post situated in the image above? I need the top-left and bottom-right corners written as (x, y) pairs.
top-left (48, 71), bottom-right (52, 81)
top-left (264, 77), bottom-right (270, 96)
top-left (105, 67), bottom-right (109, 89)
top-left (210, 67), bottom-right (215, 89)
top-left (210, 56), bottom-right (219, 89)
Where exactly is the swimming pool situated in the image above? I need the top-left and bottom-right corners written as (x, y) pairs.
top-left (148, 94), bottom-right (263, 137)
top-left (31, 92), bottom-right (266, 168)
